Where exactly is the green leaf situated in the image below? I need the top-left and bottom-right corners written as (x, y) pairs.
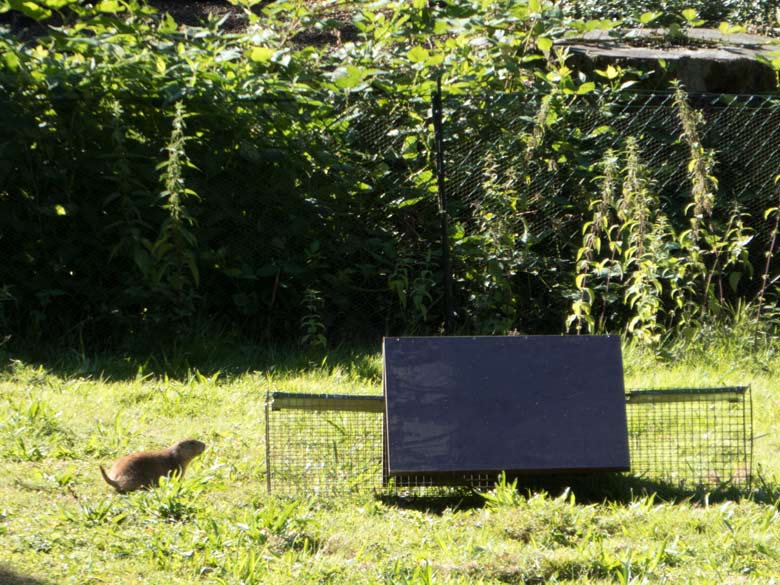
top-left (586, 125), bottom-right (611, 139)
top-left (397, 197), bottom-right (424, 208)
top-left (729, 271), bottom-right (742, 292)
top-left (40, 0), bottom-right (74, 8)
top-left (249, 47), bottom-right (275, 62)
top-left (426, 52), bottom-right (444, 66)
top-left (595, 65), bottom-right (619, 80)
top-left (433, 19), bottom-right (448, 34)
top-left (332, 65), bottom-right (366, 90)
top-left (681, 8), bottom-right (698, 22)
top-left (95, 0), bottom-right (125, 12)
top-left (639, 11), bottom-right (660, 24)
top-left (718, 21), bottom-right (744, 34)
top-left (401, 135), bottom-right (418, 159)
top-left (577, 81), bottom-right (595, 94)
top-left (14, 1), bottom-right (52, 20)
top-left (536, 37), bottom-right (553, 53)
top-left (133, 248), bottom-right (154, 279)
top-left (407, 46), bottom-right (430, 63)
top-left (186, 254), bottom-right (200, 286)
top-left (583, 19), bottom-right (607, 32)
top-left (4, 51), bottom-right (19, 71)
top-left (159, 11), bottom-right (177, 33)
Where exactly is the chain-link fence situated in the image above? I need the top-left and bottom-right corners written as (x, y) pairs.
top-left (265, 386), bottom-right (753, 495)
top-left (3, 89), bottom-right (780, 342)
top-left (440, 91), bottom-right (780, 308)
top-left (445, 91), bottom-right (780, 229)
top-left (344, 89), bottom-right (780, 335)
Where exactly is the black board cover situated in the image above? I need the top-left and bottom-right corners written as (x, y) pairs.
top-left (383, 336), bottom-right (630, 475)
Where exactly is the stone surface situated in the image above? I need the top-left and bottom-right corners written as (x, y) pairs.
top-left (558, 28), bottom-right (780, 93)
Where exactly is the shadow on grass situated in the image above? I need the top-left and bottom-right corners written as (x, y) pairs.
top-left (745, 469), bottom-right (780, 504)
top-left (0, 565), bottom-right (51, 585)
top-left (377, 471), bottom-right (764, 513)
top-left (0, 339), bottom-right (383, 383)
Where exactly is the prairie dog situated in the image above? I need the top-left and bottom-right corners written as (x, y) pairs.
top-left (99, 439), bottom-right (206, 493)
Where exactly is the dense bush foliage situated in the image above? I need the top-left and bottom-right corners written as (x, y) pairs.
top-left (0, 0), bottom-right (443, 345)
top-left (562, 0), bottom-right (779, 29)
top-left (0, 0), bottom-right (778, 348)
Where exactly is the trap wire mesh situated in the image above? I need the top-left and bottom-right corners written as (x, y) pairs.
top-left (626, 386), bottom-right (752, 489)
top-left (266, 387), bottom-right (753, 495)
top-left (265, 392), bottom-right (384, 495)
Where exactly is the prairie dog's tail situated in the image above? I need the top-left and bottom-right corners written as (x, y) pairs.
top-left (99, 465), bottom-right (121, 492)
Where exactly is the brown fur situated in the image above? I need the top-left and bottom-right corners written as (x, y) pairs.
top-left (99, 439), bottom-right (206, 493)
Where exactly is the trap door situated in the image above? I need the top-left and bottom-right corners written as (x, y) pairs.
top-left (383, 335), bottom-right (630, 479)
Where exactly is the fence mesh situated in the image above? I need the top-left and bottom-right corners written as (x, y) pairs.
top-left (6, 89), bottom-right (780, 341)
top-left (265, 386), bottom-right (752, 495)
top-left (358, 90), bottom-right (780, 333)
top-left (444, 92), bottom-right (780, 237)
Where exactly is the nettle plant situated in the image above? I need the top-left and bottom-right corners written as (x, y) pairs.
top-left (568, 84), bottom-right (753, 343)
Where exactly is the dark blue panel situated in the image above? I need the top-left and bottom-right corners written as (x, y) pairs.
top-left (383, 336), bottom-right (630, 475)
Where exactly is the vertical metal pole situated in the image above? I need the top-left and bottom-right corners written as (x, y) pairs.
top-left (432, 75), bottom-right (454, 334)
top-left (265, 392), bottom-right (272, 493)
top-left (747, 386), bottom-right (753, 488)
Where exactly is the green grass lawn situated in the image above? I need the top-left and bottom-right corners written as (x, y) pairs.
top-left (2, 339), bottom-right (780, 584)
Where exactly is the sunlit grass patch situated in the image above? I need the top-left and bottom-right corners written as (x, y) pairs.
top-left (1, 339), bottom-right (780, 582)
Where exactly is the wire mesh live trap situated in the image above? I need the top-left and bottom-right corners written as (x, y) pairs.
top-left (265, 386), bottom-right (753, 495)
top-left (265, 393), bottom-right (384, 495)
top-left (625, 387), bottom-right (752, 488)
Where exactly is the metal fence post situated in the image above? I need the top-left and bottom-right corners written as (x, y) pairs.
top-left (432, 75), bottom-right (455, 334)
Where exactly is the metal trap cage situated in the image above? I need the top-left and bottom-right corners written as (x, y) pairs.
top-left (625, 387), bottom-right (752, 488)
top-left (265, 386), bottom-right (753, 495)
top-left (265, 392), bottom-right (385, 495)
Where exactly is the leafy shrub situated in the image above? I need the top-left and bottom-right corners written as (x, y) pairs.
top-left (562, 0), bottom-right (777, 28)
top-left (0, 0), bottom-right (778, 349)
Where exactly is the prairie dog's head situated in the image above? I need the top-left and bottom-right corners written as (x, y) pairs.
top-left (171, 439), bottom-right (206, 462)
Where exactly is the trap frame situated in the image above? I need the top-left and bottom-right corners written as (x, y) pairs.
top-left (625, 387), bottom-right (752, 488)
top-left (264, 392), bottom-right (384, 495)
top-left (265, 386), bottom-right (752, 495)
